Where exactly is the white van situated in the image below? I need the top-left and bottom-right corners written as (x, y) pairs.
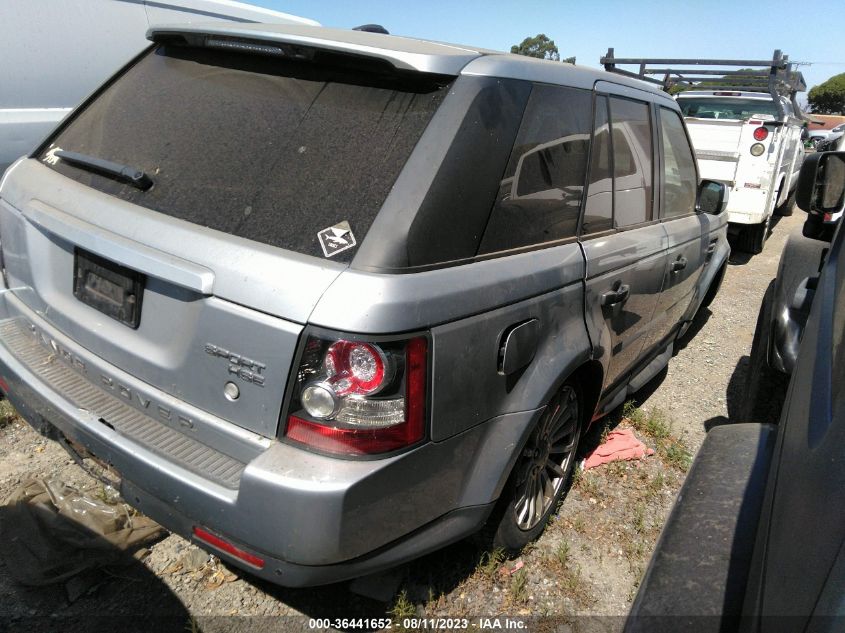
top-left (0, 0), bottom-right (317, 174)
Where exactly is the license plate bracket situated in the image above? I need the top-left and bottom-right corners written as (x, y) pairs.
top-left (73, 248), bottom-right (145, 329)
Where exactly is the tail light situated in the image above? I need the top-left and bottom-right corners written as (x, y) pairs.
top-left (284, 333), bottom-right (428, 456)
top-left (753, 127), bottom-right (769, 141)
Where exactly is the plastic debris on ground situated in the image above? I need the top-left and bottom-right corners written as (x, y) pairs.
top-left (582, 428), bottom-right (655, 470)
top-left (0, 478), bottom-right (163, 587)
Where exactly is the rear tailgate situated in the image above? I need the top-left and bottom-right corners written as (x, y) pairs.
top-left (0, 37), bottom-right (451, 438)
top-left (684, 118), bottom-right (744, 184)
top-left (0, 163), bottom-right (342, 438)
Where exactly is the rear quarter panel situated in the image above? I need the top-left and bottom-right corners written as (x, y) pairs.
top-left (309, 242), bottom-right (590, 442)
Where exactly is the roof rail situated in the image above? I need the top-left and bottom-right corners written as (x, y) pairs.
top-left (600, 48), bottom-right (807, 120)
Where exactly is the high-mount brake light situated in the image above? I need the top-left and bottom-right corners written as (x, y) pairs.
top-left (286, 335), bottom-right (427, 456)
top-left (753, 127), bottom-right (769, 141)
top-left (205, 38), bottom-right (285, 57)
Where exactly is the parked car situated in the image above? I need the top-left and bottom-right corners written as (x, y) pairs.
top-left (817, 129), bottom-right (845, 152)
top-left (0, 23), bottom-right (729, 586)
top-left (0, 0), bottom-right (318, 175)
top-left (742, 152), bottom-right (843, 421)
top-left (625, 151), bottom-right (845, 633)
top-left (807, 122), bottom-right (845, 149)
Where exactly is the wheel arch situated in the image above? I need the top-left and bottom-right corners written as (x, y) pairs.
top-left (488, 358), bottom-right (603, 503)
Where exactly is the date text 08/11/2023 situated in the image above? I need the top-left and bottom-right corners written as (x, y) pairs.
top-left (307, 618), bottom-right (527, 630)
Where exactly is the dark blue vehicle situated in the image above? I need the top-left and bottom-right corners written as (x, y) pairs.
top-left (625, 151), bottom-right (845, 633)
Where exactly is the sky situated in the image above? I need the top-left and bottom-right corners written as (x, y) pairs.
top-left (255, 0), bottom-right (843, 107)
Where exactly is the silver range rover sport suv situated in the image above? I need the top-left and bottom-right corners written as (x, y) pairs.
top-left (0, 23), bottom-right (729, 586)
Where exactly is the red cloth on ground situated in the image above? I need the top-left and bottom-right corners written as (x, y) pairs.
top-left (583, 428), bottom-right (654, 469)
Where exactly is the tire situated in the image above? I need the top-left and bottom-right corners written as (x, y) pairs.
top-left (739, 280), bottom-right (788, 423)
top-left (489, 383), bottom-right (583, 552)
top-left (775, 187), bottom-right (796, 217)
top-left (737, 216), bottom-right (769, 254)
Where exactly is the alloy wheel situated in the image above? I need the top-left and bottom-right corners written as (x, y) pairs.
top-left (514, 386), bottom-right (580, 531)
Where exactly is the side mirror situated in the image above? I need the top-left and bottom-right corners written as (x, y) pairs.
top-left (800, 127), bottom-right (809, 141)
top-left (796, 152), bottom-right (845, 241)
top-left (696, 179), bottom-right (728, 215)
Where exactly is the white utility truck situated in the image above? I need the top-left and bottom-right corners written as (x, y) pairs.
top-left (602, 50), bottom-right (807, 253)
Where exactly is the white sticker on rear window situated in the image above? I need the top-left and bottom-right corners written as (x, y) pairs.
top-left (317, 221), bottom-right (357, 258)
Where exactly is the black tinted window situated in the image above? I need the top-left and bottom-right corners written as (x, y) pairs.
top-left (41, 46), bottom-right (449, 262)
top-left (659, 108), bottom-right (697, 219)
top-left (583, 96), bottom-right (613, 234)
top-left (610, 97), bottom-right (653, 228)
top-left (478, 84), bottom-right (592, 254)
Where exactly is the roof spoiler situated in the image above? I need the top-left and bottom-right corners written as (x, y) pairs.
top-left (147, 24), bottom-right (479, 75)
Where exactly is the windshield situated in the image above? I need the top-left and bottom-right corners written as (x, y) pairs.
top-left (677, 98), bottom-right (779, 120)
top-left (41, 45), bottom-right (451, 262)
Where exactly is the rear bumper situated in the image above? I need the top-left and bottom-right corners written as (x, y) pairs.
top-left (0, 291), bottom-right (537, 586)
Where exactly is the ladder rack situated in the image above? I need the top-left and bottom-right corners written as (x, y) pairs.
top-left (600, 48), bottom-right (807, 119)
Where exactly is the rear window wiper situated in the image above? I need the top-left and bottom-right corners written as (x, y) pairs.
top-left (55, 150), bottom-right (154, 191)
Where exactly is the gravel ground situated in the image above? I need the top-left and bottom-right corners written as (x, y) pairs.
top-left (0, 210), bottom-right (801, 631)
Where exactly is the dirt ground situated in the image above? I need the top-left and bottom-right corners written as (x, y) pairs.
top-left (0, 211), bottom-right (802, 631)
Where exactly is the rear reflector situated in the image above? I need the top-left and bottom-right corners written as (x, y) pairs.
top-left (0, 376), bottom-right (8, 393)
top-left (192, 526), bottom-right (265, 569)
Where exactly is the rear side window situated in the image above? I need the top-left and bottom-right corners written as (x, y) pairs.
top-left (477, 84), bottom-right (592, 254)
top-left (610, 97), bottom-right (654, 228)
top-left (583, 96), bottom-right (613, 234)
top-left (659, 108), bottom-right (697, 219)
top-left (40, 45), bottom-right (450, 262)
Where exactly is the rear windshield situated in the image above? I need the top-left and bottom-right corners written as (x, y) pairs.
top-left (677, 98), bottom-right (779, 120)
top-left (40, 45), bottom-right (450, 262)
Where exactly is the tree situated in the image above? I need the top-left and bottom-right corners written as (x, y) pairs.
top-left (510, 34), bottom-right (560, 61)
top-left (669, 68), bottom-right (756, 95)
top-left (808, 73), bottom-right (845, 114)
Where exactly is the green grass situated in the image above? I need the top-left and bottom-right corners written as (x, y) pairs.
top-left (575, 470), bottom-right (601, 498)
top-left (645, 471), bottom-right (666, 500)
top-left (389, 589), bottom-right (416, 622)
top-left (554, 541), bottom-right (570, 566)
top-left (623, 401), bottom-right (692, 472)
top-left (662, 442), bottom-right (692, 472)
top-left (477, 548), bottom-right (506, 580)
top-left (509, 568), bottom-right (529, 604)
top-left (623, 401), bottom-right (670, 441)
top-left (632, 503), bottom-right (646, 534)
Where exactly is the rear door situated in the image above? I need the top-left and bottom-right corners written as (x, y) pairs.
top-left (644, 106), bottom-right (706, 353)
top-left (582, 88), bottom-right (667, 393)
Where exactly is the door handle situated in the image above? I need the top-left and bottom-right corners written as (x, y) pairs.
top-left (706, 242), bottom-right (717, 255)
top-left (601, 284), bottom-right (630, 306)
top-left (671, 256), bottom-right (688, 273)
